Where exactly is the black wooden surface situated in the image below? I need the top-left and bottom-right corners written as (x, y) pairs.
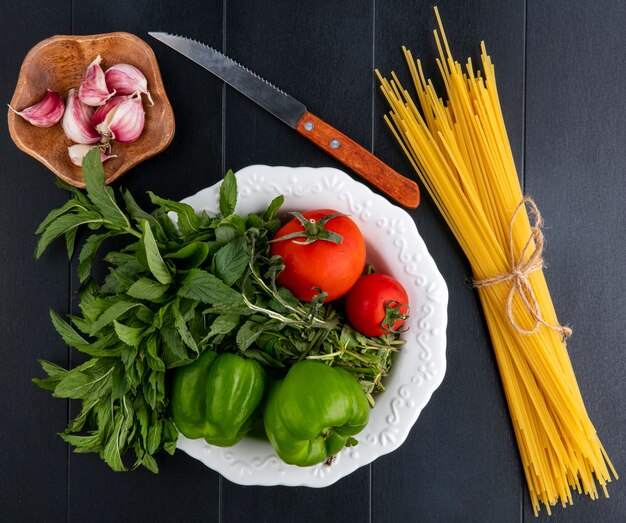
top-left (1, 0), bottom-right (624, 521)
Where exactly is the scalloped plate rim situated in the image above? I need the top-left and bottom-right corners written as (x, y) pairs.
top-left (175, 164), bottom-right (448, 487)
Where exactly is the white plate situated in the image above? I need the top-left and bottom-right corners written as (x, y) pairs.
top-left (176, 165), bottom-right (448, 487)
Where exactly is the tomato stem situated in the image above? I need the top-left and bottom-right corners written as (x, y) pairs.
top-left (271, 212), bottom-right (345, 245)
top-left (382, 300), bottom-right (410, 333)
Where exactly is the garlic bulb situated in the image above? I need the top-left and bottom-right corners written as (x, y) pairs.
top-left (79, 55), bottom-right (115, 106)
top-left (105, 63), bottom-right (154, 106)
top-left (68, 144), bottom-right (116, 166)
top-left (62, 89), bottom-right (101, 144)
top-left (95, 92), bottom-right (145, 144)
top-left (8, 90), bottom-right (64, 127)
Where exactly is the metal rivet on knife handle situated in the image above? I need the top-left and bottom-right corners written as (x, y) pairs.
top-left (295, 111), bottom-right (420, 208)
top-left (147, 32), bottom-right (420, 208)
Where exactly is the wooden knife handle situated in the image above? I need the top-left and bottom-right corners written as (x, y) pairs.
top-left (295, 111), bottom-right (420, 208)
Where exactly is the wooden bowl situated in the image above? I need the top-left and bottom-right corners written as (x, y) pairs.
top-left (8, 32), bottom-right (175, 187)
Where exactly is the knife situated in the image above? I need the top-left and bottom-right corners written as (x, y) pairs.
top-left (148, 32), bottom-right (419, 208)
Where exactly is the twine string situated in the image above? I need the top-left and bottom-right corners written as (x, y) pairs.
top-left (473, 196), bottom-right (572, 338)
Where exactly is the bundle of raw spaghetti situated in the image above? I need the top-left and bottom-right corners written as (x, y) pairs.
top-left (376, 7), bottom-right (617, 515)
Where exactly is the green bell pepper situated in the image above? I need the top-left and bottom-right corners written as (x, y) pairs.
top-left (170, 351), bottom-right (267, 447)
top-left (263, 360), bottom-right (370, 466)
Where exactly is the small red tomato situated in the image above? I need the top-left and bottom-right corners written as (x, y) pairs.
top-left (345, 273), bottom-right (409, 336)
top-left (269, 209), bottom-right (366, 302)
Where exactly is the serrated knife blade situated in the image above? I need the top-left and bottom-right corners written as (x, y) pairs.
top-left (149, 32), bottom-right (419, 208)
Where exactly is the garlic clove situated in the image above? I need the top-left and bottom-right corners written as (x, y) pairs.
top-left (8, 89), bottom-right (65, 127)
top-left (68, 144), bottom-right (117, 166)
top-left (79, 55), bottom-right (115, 106)
top-left (62, 89), bottom-right (101, 144)
top-left (96, 92), bottom-right (145, 144)
top-left (105, 63), bottom-right (154, 106)
top-left (92, 95), bottom-right (130, 127)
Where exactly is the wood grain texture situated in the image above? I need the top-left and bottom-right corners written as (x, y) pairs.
top-left (0, 0), bottom-right (624, 522)
top-left (295, 111), bottom-right (420, 207)
top-left (8, 32), bottom-right (175, 187)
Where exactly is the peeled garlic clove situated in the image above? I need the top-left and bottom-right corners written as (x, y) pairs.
top-left (92, 95), bottom-right (130, 127)
top-left (62, 89), bottom-right (101, 144)
top-left (79, 55), bottom-right (115, 106)
top-left (96, 92), bottom-right (145, 144)
top-left (8, 90), bottom-right (65, 127)
top-left (105, 63), bottom-right (154, 106)
top-left (68, 144), bottom-right (117, 166)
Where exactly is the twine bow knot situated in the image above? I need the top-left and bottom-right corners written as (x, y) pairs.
top-left (473, 197), bottom-right (572, 338)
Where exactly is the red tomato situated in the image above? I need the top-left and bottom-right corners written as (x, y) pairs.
top-left (345, 273), bottom-right (409, 336)
top-left (269, 209), bottom-right (366, 302)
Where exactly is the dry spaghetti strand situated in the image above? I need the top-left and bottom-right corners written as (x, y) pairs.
top-left (376, 6), bottom-right (617, 515)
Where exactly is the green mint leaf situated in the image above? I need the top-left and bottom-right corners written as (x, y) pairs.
top-left (89, 301), bottom-right (141, 335)
top-left (77, 232), bottom-right (112, 284)
top-left (178, 269), bottom-right (243, 306)
top-left (113, 321), bottom-right (145, 348)
top-left (103, 251), bottom-right (136, 267)
top-left (201, 313), bottom-right (241, 342)
top-left (162, 419), bottom-right (178, 455)
top-left (172, 301), bottom-right (198, 354)
top-left (53, 358), bottom-right (115, 400)
top-left (153, 208), bottom-right (181, 240)
top-left (161, 326), bottom-right (190, 369)
top-left (219, 169), bottom-right (237, 217)
top-left (82, 148), bottom-right (129, 230)
top-left (135, 398), bottom-right (149, 446)
top-left (121, 189), bottom-right (162, 233)
top-left (100, 270), bottom-right (128, 295)
top-left (164, 242), bottom-right (209, 269)
top-left (111, 361), bottom-right (131, 400)
top-left (36, 198), bottom-right (86, 234)
top-left (32, 375), bottom-right (65, 391)
top-left (102, 415), bottom-right (127, 472)
top-left (121, 342), bottom-right (139, 371)
top-left (145, 334), bottom-right (166, 372)
top-left (147, 192), bottom-right (200, 237)
top-left (243, 348), bottom-right (283, 368)
top-left (101, 259), bottom-right (147, 295)
top-left (81, 336), bottom-right (130, 362)
top-left (38, 358), bottom-right (69, 378)
top-left (86, 300), bottom-right (152, 336)
top-left (236, 319), bottom-right (265, 351)
top-left (140, 220), bottom-right (172, 284)
top-left (140, 452), bottom-right (159, 473)
top-left (64, 226), bottom-right (78, 260)
top-left (151, 302), bottom-right (171, 330)
top-left (126, 277), bottom-right (169, 301)
top-left (147, 419), bottom-right (163, 455)
top-left (135, 305), bottom-right (155, 325)
top-left (80, 297), bottom-right (114, 323)
top-left (60, 433), bottom-right (102, 453)
top-left (263, 194), bottom-right (285, 222)
top-left (97, 396), bottom-right (114, 441)
top-left (139, 364), bottom-right (155, 409)
top-left (65, 399), bottom-right (98, 433)
top-left (215, 214), bottom-right (246, 243)
top-left (35, 210), bottom-right (104, 259)
top-left (214, 237), bottom-right (249, 286)
top-left (49, 308), bottom-right (91, 352)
